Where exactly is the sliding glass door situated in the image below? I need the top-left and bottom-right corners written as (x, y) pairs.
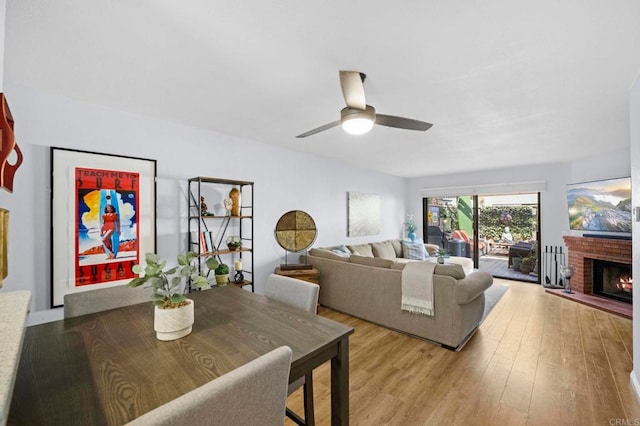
top-left (423, 193), bottom-right (541, 283)
top-left (423, 196), bottom-right (478, 262)
top-left (477, 193), bottom-right (539, 283)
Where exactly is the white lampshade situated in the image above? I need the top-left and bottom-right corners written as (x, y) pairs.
top-left (342, 116), bottom-right (374, 135)
top-left (340, 105), bottom-right (376, 136)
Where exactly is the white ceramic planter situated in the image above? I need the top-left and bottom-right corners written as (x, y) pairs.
top-left (154, 299), bottom-right (194, 341)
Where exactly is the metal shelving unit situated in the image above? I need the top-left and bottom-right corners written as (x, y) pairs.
top-left (188, 177), bottom-right (254, 292)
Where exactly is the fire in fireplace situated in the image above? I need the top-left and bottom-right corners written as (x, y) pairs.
top-left (593, 259), bottom-right (633, 304)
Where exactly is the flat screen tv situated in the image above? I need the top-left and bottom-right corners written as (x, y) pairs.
top-left (566, 176), bottom-right (632, 234)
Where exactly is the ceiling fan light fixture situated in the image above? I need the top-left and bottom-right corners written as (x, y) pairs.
top-left (342, 117), bottom-right (374, 135)
top-left (340, 105), bottom-right (376, 135)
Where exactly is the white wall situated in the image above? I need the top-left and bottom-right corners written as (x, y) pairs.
top-left (570, 148), bottom-right (632, 183)
top-left (407, 163), bottom-right (569, 251)
top-left (0, 86), bottom-right (406, 325)
top-left (406, 149), bottom-right (631, 252)
top-left (630, 73), bottom-right (640, 401)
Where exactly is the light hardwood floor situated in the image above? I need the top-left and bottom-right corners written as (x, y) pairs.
top-left (286, 279), bottom-right (640, 425)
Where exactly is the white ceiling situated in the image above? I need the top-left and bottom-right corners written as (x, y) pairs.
top-left (5, 1), bottom-right (640, 178)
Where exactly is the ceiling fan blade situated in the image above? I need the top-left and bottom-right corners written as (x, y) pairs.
top-left (339, 70), bottom-right (366, 110)
top-left (375, 114), bottom-right (433, 131)
top-left (296, 121), bottom-right (341, 138)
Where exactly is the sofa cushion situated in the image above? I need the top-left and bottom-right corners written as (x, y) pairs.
top-left (371, 241), bottom-right (397, 260)
top-left (350, 255), bottom-right (394, 269)
top-left (347, 243), bottom-right (374, 257)
top-left (308, 248), bottom-right (350, 262)
top-left (434, 263), bottom-right (466, 279)
top-left (387, 239), bottom-right (403, 258)
top-left (401, 239), bottom-right (428, 260)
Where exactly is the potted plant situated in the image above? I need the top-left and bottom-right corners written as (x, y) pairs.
top-left (128, 252), bottom-right (219, 341)
top-left (226, 235), bottom-right (242, 251)
top-left (436, 248), bottom-right (448, 264)
top-left (215, 262), bottom-right (230, 286)
top-left (520, 255), bottom-right (536, 275)
top-left (406, 220), bottom-right (417, 242)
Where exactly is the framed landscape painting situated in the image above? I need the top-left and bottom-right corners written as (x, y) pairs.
top-left (51, 147), bottom-right (156, 308)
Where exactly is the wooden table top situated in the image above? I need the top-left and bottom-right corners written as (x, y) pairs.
top-left (9, 286), bottom-right (353, 425)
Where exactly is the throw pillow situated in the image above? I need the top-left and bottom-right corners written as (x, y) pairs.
top-left (402, 239), bottom-right (428, 261)
top-left (371, 241), bottom-right (397, 260)
top-left (424, 244), bottom-right (439, 257)
top-left (347, 243), bottom-right (374, 258)
top-left (387, 239), bottom-right (404, 258)
top-left (335, 244), bottom-right (351, 256)
top-left (331, 244), bottom-right (352, 257)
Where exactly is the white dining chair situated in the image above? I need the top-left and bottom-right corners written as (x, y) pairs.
top-left (265, 273), bottom-right (320, 426)
top-left (126, 345), bottom-right (293, 426)
top-left (63, 284), bottom-right (153, 319)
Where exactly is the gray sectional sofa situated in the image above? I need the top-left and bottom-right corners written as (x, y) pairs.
top-left (303, 239), bottom-right (493, 350)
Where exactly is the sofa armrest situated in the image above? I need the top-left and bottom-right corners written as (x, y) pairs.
top-left (454, 271), bottom-right (493, 305)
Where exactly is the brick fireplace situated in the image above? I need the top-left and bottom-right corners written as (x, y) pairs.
top-left (562, 236), bottom-right (632, 294)
top-left (553, 236), bottom-right (633, 318)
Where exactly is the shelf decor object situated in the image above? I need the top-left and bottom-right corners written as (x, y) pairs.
top-left (0, 93), bottom-right (23, 193)
top-left (229, 187), bottom-right (241, 216)
top-left (234, 258), bottom-right (244, 284)
top-left (226, 235), bottom-right (242, 251)
top-left (274, 210), bottom-right (317, 271)
top-left (51, 147), bottom-right (157, 308)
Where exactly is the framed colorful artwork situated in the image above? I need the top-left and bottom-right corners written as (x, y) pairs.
top-left (50, 147), bottom-right (156, 308)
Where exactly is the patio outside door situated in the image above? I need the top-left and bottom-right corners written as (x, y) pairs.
top-left (423, 196), bottom-right (478, 263)
top-left (477, 193), bottom-right (540, 283)
top-left (423, 193), bottom-right (540, 283)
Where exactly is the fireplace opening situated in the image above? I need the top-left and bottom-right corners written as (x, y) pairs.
top-left (592, 259), bottom-right (632, 304)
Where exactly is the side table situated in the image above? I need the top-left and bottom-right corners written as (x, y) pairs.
top-left (274, 267), bottom-right (320, 285)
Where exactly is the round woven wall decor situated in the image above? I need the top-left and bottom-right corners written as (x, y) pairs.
top-left (274, 210), bottom-right (317, 253)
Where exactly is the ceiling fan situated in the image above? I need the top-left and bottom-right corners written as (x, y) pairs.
top-left (296, 70), bottom-right (433, 138)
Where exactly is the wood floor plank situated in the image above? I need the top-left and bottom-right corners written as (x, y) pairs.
top-left (592, 309), bottom-right (640, 420)
top-left (578, 304), bottom-right (627, 424)
top-left (285, 281), bottom-right (639, 425)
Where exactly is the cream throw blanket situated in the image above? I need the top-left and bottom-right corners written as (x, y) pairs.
top-left (401, 261), bottom-right (437, 316)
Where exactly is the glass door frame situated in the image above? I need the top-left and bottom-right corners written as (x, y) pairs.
top-left (422, 193), bottom-right (541, 282)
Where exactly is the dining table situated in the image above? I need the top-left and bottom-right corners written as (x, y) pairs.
top-left (8, 285), bottom-right (354, 425)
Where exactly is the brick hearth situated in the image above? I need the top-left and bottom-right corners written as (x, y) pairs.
top-left (549, 236), bottom-right (633, 318)
top-left (562, 236), bottom-right (632, 294)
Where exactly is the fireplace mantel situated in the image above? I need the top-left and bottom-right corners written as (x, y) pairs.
top-left (562, 236), bottom-right (632, 294)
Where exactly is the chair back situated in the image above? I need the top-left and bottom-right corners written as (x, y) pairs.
top-left (64, 284), bottom-right (152, 318)
top-left (451, 229), bottom-right (470, 243)
top-left (127, 346), bottom-right (293, 426)
top-left (265, 274), bottom-right (319, 314)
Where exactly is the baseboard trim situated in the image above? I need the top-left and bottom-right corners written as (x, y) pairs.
top-left (630, 370), bottom-right (640, 405)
